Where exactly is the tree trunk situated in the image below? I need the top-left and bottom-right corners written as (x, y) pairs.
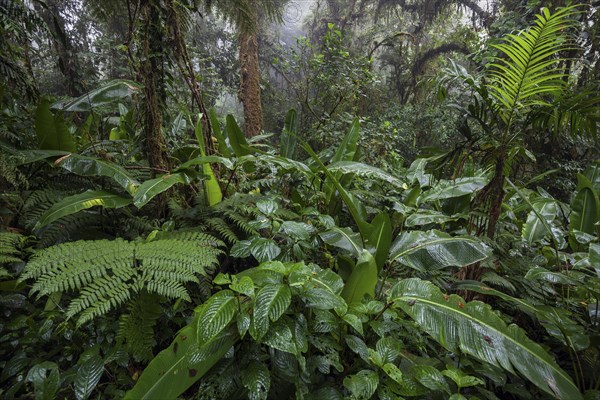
top-left (139, 0), bottom-right (169, 172)
top-left (238, 10), bottom-right (263, 138)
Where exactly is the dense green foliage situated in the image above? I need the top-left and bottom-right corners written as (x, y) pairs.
top-left (1, 1), bottom-right (599, 399)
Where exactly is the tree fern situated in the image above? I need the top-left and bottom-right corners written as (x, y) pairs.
top-left (21, 231), bottom-right (224, 326)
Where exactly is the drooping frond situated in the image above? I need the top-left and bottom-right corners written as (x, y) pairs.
top-left (21, 230), bottom-right (224, 326)
top-left (486, 6), bottom-right (580, 122)
top-left (117, 292), bottom-right (164, 362)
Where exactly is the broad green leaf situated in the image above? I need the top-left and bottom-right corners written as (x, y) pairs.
top-left (320, 227), bottom-right (363, 257)
top-left (389, 230), bottom-right (491, 271)
top-left (327, 161), bottom-right (405, 189)
top-left (34, 190), bottom-right (131, 230)
top-left (522, 199), bottom-right (559, 243)
top-left (279, 221), bottom-right (312, 241)
top-left (280, 108), bottom-right (298, 159)
top-left (226, 114), bottom-right (253, 157)
top-left (125, 323), bottom-right (238, 400)
top-left (35, 99), bottom-right (76, 152)
top-left (242, 361), bottom-right (270, 400)
top-left (230, 276), bottom-right (254, 297)
top-left (14, 149), bottom-right (70, 165)
top-left (341, 250), bottom-right (378, 305)
top-left (133, 173), bottom-right (191, 208)
top-left (256, 199), bottom-right (278, 216)
top-left (250, 238), bottom-right (281, 263)
top-left (584, 161), bottom-right (600, 192)
top-left (525, 266), bottom-right (579, 285)
top-left (342, 313), bottom-right (364, 335)
top-left (571, 175), bottom-right (599, 235)
top-left (56, 154), bottom-right (139, 195)
top-left (389, 278), bottom-right (582, 400)
top-left (332, 117), bottom-right (360, 163)
top-left (26, 362), bottom-right (60, 400)
top-left (343, 369), bottom-right (379, 400)
top-left (411, 365), bottom-right (451, 394)
top-left (442, 365), bottom-right (484, 389)
top-left (53, 80), bottom-right (142, 112)
top-left (262, 319), bottom-right (297, 355)
top-left (177, 155), bottom-right (235, 171)
top-left (367, 212), bottom-right (392, 272)
top-left (419, 176), bottom-right (488, 203)
top-left (250, 284), bottom-right (291, 340)
top-left (74, 354), bottom-right (104, 400)
top-left (194, 115), bottom-right (222, 206)
top-left (196, 290), bottom-right (237, 343)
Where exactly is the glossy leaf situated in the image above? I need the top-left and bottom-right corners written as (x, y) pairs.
top-left (133, 173), bottom-right (191, 208)
top-left (320, 227), bottom-right (363, 257)
top-left (56, 154), bottom-right (139, 195)
top-left (209, 108), bottom-right (231, 157)
top-left (226, 114), bottom-right (253, 157)
top-left (34, 190), bottom-right (131, 230)
top-left (250, 284), bottom-right (291, 340)
top-left (522, 199), bottom-right (558, 243)
top-left (343, 369), bottom-right (379, 400)
top-left (242, 361), bottom-right (270, 400)
top-left (389, 278), bottom-right (582, 400)
top-left (250, 238), bottom-right (281, 263)
top-left (389, 230), bottom-right (491, 271)
top-left (419, 176), bottom-right (488, 203)
top-left (571, 174), bottom-right (599, 235)
top-left (74, 354), bottom-right (104, 400)
top-left (341, 250), bottom-right (378, 305)
top-left (327, 161), bottom-right (405, 189)
top-left (196, 290), bottom-right (237, 343)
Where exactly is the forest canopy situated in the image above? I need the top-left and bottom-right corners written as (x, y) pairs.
top-left (1, 0), bottom-right (599, 399)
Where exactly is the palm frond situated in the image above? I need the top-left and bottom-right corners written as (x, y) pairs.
top-left (487, 6), bottom-right (580, 122)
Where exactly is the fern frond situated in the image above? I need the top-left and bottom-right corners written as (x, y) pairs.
top-left (487, 6), bottom-right (580, 122)
top-left (21, 231), bottom-right (224, 326)
top-left (206, 217), bottom-right (239, 243)
top-left (0, 231), bottom-right (24, 265)
top-left (117, 292), bottom-right (163, 362)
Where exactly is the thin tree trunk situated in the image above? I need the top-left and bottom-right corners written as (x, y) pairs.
top-left (238, 11), bottom-right (263, 138)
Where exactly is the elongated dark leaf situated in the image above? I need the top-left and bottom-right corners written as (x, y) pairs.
top-left (209, 108), bottom-right (231, 157)
top-left (389, 278), bottom-right (582, 400)
top-left (34, 190), bottom-right (131, 229)
top-left (56, 154), bottom-right (139, 195)
top-left (133, 173), bottom-right (191, 208)
top-left (74, 355), bottom-right (104, 400)
top-left (35, 99), bottom-right (76, 152)
top-left (419, 177), bottom-right (488, 203)
top-left (570, 174), bottom-right (599, 235)
top-left (367, 212), bottom-right (392, 272)
top-left (226, 115), bottom-right (253, 157)
top-left (194, 115), bottom-right (222, 206)
top-left (14, 149), bottom-right (70, 165)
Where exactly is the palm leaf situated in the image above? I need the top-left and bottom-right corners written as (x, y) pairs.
top-left (389, 278), bottom-right (582, 400)
top-left (487, 6), bottom-right (579, 122)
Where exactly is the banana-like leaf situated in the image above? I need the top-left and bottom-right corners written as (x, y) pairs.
top-left (195, 115), bottom-right (222, 206)
top-left (34, 190), bottom-right (131, 230)
top-left (35, 99), bottom-right (77, 152)
top-left (367, 212), bottom-right (392, 272)
top-left (341, 250), bottom-right (378, 305)
top-left (389, 278), bottom-right (582, 400)
top-left (327, 161), bottom-right (405, 189)
top-left (320, 227), bottom-right (363, 257)
top-left (52, 80), bottom-right (142, 112)
top-left (133, 173), bottom-right (191, 208)
top-left (405, 210), bottom-right (459, 227)
top-left (14, 149), bottom-right (70, 165)
top-left (177, 155), bottom-right (235, 171)
top-left (208, 108), bottom-right (231, 157)
top-left (280, 109), bottom-right (298, 159)
top-left (331, 117), bottom-right (360, 164)
top-left (418, 177), bottom-right (488, 203)
top-left (522, 199), bottom-right (558, 243)
top-left (56, 154), bottom-right (139, 195)
top-left (125, 323), bottom-right (238, 400)
top-left (570, 174), bottom-right (599, 235)
top-left (389, 230), bottom-right (491, 271)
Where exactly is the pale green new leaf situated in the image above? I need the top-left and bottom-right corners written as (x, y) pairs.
top-left (389, 278), bottom-right (582, 400)
top-left (34, 190), bottom-right (131, 230)
top-left (389, 230), bottom-right (491, 271)
top-left (196, 290), bottom-right (237, 344)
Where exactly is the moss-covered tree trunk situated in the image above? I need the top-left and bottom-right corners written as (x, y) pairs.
top-left (238, 3), bottom-right (263, 138)
top-left (139, 0), bottom-right (169, 172)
